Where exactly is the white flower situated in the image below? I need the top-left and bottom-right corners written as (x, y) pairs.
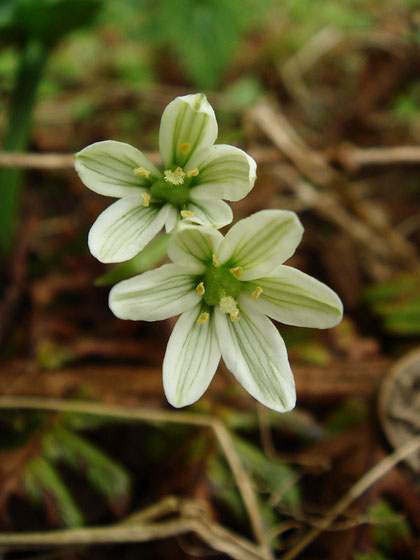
top-left (109, 210), bottom-right (343, 412)
top-left (74, 93), bottom-right (257, 263)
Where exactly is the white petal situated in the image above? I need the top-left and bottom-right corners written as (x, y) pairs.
top-left (187, 145), bottom-right (257, 202)
top-left (187, 199), bottom-right (233, 229)
top-left (88, 196), bottom-right (168, 263)
top-left (218, 210), bottom-right (304, 281)
top-left (159, 94), bottom-right (218, 168)
top-left (109, 263), bottom-right (200, 321)
top-left (245, 266), bottom-right (343, 328)
top-left (168, 224), bottom-right (223, 269)
top-left (163, 305), bottom-right (221, 408)
top-left (164, 204), bottom-right (178, 233)
top-left (75, 140), bottom-right (159, 198)
top-left (215, 299), bottom-right (296, 413)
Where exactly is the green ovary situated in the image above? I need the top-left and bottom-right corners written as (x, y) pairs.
top-left (149, 178), bottom-right (190, 208)
top-left (203, 264), bottom-right (242, 306)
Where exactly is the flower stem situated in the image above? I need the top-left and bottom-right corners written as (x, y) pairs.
top-left (0, 39), bottom-right (48, 253)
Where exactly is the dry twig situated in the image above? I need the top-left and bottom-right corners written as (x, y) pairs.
top-left (0, 496), bottom-right (267, 560)
top-left (0, 395), bottom-right (272, 559)
top-left (280, 436), bottom-right (420, 560)
top-left (249, 101), bottom-right (420, 273)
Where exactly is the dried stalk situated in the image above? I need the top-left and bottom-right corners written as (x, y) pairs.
top-left (280, 436), bottom-right (420, 560)
top-left (3, 145), bottom-right (420, 172)
top-left (0, 496), bottom-right (267, 560)
top-left (250, 101), bottom-right (420, 272)
top-left (0, 395), bottom-right (271, 559)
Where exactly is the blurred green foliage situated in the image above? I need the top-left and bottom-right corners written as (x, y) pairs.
top-left (355, 500), bottom-right (411, 560)
top-left (104, 0), bottom-right (273, 89)
top-left (1, 410), bottom-right (130, 527)
top-left (365, 274), bottom-right (420, 335)
top-left (95, 233), bottom-right (170, 286)
top-left (0, 0), bottom-right (102, 46)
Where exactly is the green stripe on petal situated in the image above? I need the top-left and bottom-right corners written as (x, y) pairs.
top-left (163, 304), bottom-right (221, 408)
top-left (215, 299), bottom-right (296, 413)
top-left (187, 144), bottom-right (257, 202)
top-left (168, 224), bottom-right (223, 269)
top-left (75, 141), bottom-right (159, 198)
top-left (218, 210), bottom-right (304, 281)
top-left (109, 263), bottom-right (199, 321)
top-left (245, 265), bottom-right (343, 328)
top-left (88, 195), bottom-right (169, 263)
top-left (159, 94), bottom-right (218, 168)
top-left (187, 199), bottom-right (233, 229)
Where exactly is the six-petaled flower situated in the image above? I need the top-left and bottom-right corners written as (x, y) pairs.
top-left (109, 210), bottom-right (343, 412)
top-left (75, 93), bottom-right (256, 263)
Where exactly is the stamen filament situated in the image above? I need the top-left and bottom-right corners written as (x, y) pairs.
top-left (178, 143), bottom-right (191, 155)
top-left (230, 310), bottom-right (240, 322)
top-left (229, 266), bottom-right (243, 279)
top-left (141, 192), bottom-right (151, 207)
top-left (252, 286), bottom-right (263, 300)
top-left (133, 167), bottom-right (150, 178)
top-left (181, 210), bottom-right (195, 218)
top-left (196, 282), bottom-right (205, 296)
top-left (197, 312), bottom-right (209, 324)
top-left (187, 168), bottom-right (199, 178)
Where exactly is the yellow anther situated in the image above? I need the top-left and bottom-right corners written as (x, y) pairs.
top-left (229, 266), bottom-right (243, 279)
top-left (197, 312), bottom-right (209, 325)
top-left (187, 168), bottom-right (199, 178)
top-left (196, 282), bottom-right (205, 296)
top-left (181, 210), bottom-right (195, 218)
top-left (252, 286), bottom-right (263, 301)
top-left (178, 143), bottom-right (191, 155)
top-left (164, 167), bottom-right (185, 185)
top-left (230, 311), bottom-right (240, 323)
top-left (133, 166), bottom-right (150, 178)
top-left (141, 192), bottom-right (151, 207)
top-left (212, 253), bottom-right (220, 267)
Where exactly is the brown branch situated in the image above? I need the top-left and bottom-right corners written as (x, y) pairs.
top-left (249, 102), bottom-right (420, 273)
top-left (0, 151), bottom-right (161, 169)
top-left (2, 145), bottom-right (420, 171)
top-left (0, 359), bottom-right (391, 404)
top-left (337, 145), bottom-right (420, 171)
top-left (0, 395), bottom-right (271, 559)
top-left (0, 496), bottom-right (267, 560)
top-left (280, 436), bottom-right (420, 560)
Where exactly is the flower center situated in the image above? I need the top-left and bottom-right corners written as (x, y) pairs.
top-left (149, 177), bottom-right (190, 208)
top-left (146, 166), bottom-right (200, 209)
top-left (200, 258), bottom-right (242, 321)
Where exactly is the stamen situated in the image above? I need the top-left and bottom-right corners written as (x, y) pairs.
top-left (178, 143), bottom-right (191, 155)
top-left (229, 266), bottom-right (243, 279)
top-left (252, 286), bottom-right (263, 301)
top-left (230, 310), bottom-right (240, 323)
top-left (212, 253), bottom-right (220, 267)
top-left (196, 282), bottom-right (205, 296)
top-left (197, 312), bottom-right (209, 324)
top-left (133, 166), bottom-right (150, 178)
top-left (187, 168), bottom-right (199, 178)
top-left (141, 192), bottom-right (151, 207)
top-left (164, 167), bottom-right (185, 185)
top-left (181, 210), bottom-right (195, 218)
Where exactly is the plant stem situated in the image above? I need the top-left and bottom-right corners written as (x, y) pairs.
top-left (0, 38), bottom-right (48, 253)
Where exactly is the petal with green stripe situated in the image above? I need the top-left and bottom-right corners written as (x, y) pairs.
top-left (88, 195), bottom-right (169, 263)
top-left (159, 94), bottom-right (218, 168)
top-left (218, 210), bottom-right (304, 281)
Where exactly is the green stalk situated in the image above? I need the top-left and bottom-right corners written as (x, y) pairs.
top-left (0, 38), bottom-right (48, 253)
